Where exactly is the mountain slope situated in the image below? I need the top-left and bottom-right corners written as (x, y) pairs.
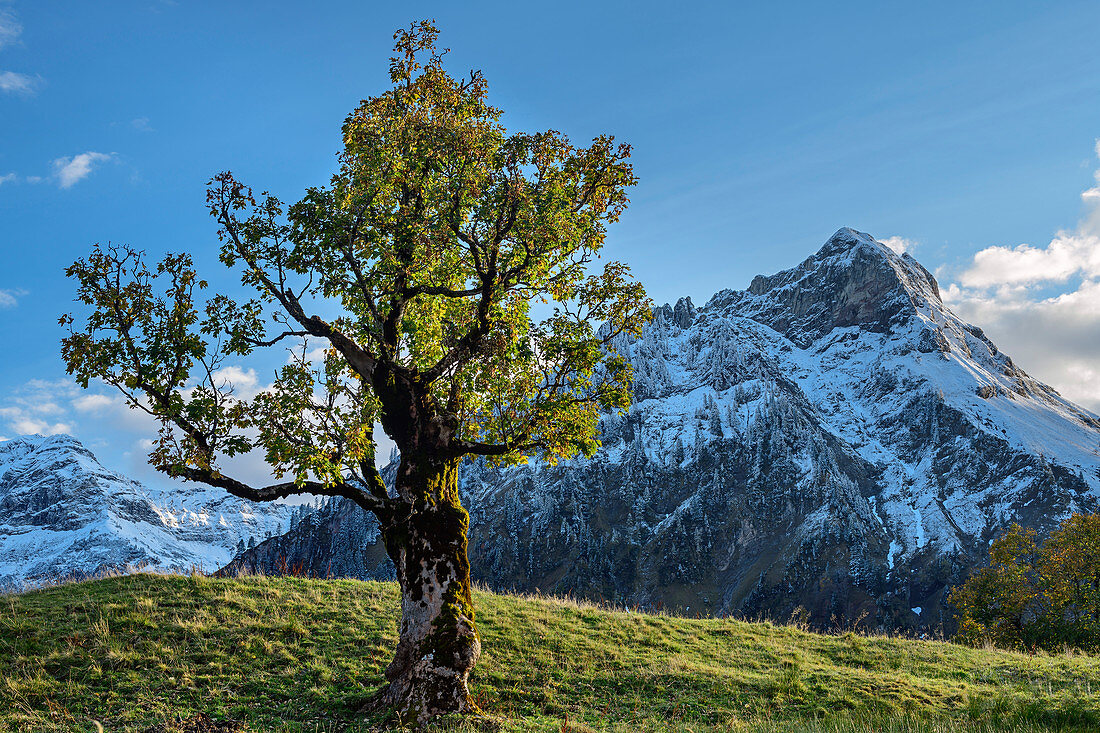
top-left (0, 434), bottom-right (291, 589)
top-left (225, 229), bottom-right (1100, 629)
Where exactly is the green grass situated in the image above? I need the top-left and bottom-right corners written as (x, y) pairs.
top-left (1, 574), bottom-right (1098, 731)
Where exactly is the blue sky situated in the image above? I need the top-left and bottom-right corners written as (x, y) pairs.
top-left (2, 0), bottom-right (1100, 484)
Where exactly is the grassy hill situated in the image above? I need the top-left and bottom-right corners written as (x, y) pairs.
top-left (1, 575), bottom-right (1098, 732)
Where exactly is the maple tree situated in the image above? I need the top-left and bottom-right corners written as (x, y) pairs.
top-left (61, 20), bottom-right (650, 721)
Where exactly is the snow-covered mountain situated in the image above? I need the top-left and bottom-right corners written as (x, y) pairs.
top-left (0, 434), bottom-right (292, 590)
top-left (225, 228), bottom-right (1100, 629)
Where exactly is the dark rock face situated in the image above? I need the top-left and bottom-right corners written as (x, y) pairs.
top-left (218, 496), bottom-right (393, 580)
top-left (225, 228), bottom-right (1100, 631)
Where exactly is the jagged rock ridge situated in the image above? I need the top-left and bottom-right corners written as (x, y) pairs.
top-left (0, 434), bottom-right (292, 590)
top-left (225, 228), bottom-right (1100, 630)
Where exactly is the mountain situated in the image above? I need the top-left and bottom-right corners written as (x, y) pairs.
top-left (222, 228), bottom-right (1100, 630)
top-left (0, 434), bottom-right (292, 590)
top-left (218, 495), bottom-right (393, 580)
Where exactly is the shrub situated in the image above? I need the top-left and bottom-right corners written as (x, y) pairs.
top-left (950, 513), bottom-right (1100, 651)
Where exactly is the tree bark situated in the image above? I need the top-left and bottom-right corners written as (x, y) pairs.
top-left (372, 457), bottom-right (481, 724)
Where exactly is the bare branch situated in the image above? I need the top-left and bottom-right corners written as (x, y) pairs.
top-left (448, 437), bottom-right (540, 457)
top-left (172, 466), bottom-right (388, 515)
top-left (239, 329), bottom-right (311, 348)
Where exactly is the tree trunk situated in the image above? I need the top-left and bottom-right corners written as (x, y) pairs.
top-left (373, 457), bottom-right (481, 724)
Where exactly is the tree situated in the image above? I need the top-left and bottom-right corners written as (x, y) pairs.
top-left (949, 513), bottom-right (1100, 652)
top-left (60, 20), bottom-right (650, 722)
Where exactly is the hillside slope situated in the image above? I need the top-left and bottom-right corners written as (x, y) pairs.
top-left (2, 574), bottom-right (1099, 732)
top-left (227, 228), bottom-right (1100, 631)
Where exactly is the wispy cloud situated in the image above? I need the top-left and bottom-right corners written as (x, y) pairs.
top-left (71, 393), bottom-right (117, 412)
top-left (943, 138), bottom-right (1100, 411)
top-left (0, 70), bottom-right (36, 94)
top-left (1, 377), bottom-right (152, 441)
top-left (210, 365), bottom-right (264, 400)
top-left (0, 7), bottom-right (22, 51)
top-left (0, 379), bottom-right (78, 436)
top-left (0, 7), bottom-right (39, 95)
top-left (0, 172), bottom-right (15, 185)
top-left (52, 152), bottom-right (115, 188)
top-left (0, 288), bottom-right (27, 307)
top-left (131, 116), bottom-right (153, 133)
top-left (1, 370), bottom-right (292, 486)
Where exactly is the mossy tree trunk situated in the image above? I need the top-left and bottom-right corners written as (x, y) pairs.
top-left (375, 456), bottom-right (481, 723)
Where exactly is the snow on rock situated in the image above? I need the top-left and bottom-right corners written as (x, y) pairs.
top-left (459, 228), bottom-right (1099, 628)
top-left (0, 434), bottom-right (291, 590)
top-left (227, 228), bottom-right (1100, 631)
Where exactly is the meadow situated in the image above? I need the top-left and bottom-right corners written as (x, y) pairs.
top-left (1, 574), bottom-right (1098, 731)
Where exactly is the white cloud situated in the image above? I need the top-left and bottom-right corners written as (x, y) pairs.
top-left (69, 388), bottom-right (157, 433)
top-left (9, 416), bottom-right (72, 435)
top-left (880, 236), bottom-right (916, 255)
top-left (0, 173), bottom-right (15, 185)
top-left (944, 138), bottom-right (1100, 411)
top-left (0, 70), bottom-right (35, 94)
top-left (131, 116), bottom-right (153, 133)
top-left (72, 393), bottom-right (117, 412)
top-left (33, 400), bottom-right (66, 416)
top-left (210, 365), bottom-right (263, 400)
top-left (304, 346), bottom-right (329, 364)
top-left (0, 379), bottom-right (80, 437)
top-left (0, 7), bottom-right (22, 50)
top-left (0, 374), bottom-right (289, 489)
top-left (25, 175), bottom-right (42, 184)
top-left (52, 152), bottom-right (115, 189)
top-left (0, 288), bottom-right (26, 308)
top-left (0, 9), bottom-right (40, 96)
top-left (957, 232), bottom-right (1100, 288)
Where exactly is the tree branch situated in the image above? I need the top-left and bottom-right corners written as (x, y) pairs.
top-left (213, 190), bottom-right (379, 380)
top-left (240, 329), bottom-right (311, 348)
top-left (448, 436), bottom-right (540, 458)
top-left (171, 466), bottom-right (389, 514)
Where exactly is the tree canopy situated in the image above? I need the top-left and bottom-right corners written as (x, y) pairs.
top-left (61, 20), bottom-right (650, 502)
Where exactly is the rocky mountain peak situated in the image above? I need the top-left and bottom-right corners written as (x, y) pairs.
top-left (0, 434), bottom-right (292, 590)
top-left (654, 296), bottom-right (697, 329)
top-left (735, 228), bottom-right (942, 347)
top-left (814, 226), bottom-right (891, 260)
top-left (0, 433), bottom-right (91, 464)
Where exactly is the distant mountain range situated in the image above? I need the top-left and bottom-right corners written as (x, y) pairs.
top-left (0, 434), bottom-right (292, 590)
top-left (224, 228), bottom-right (1100, 630)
